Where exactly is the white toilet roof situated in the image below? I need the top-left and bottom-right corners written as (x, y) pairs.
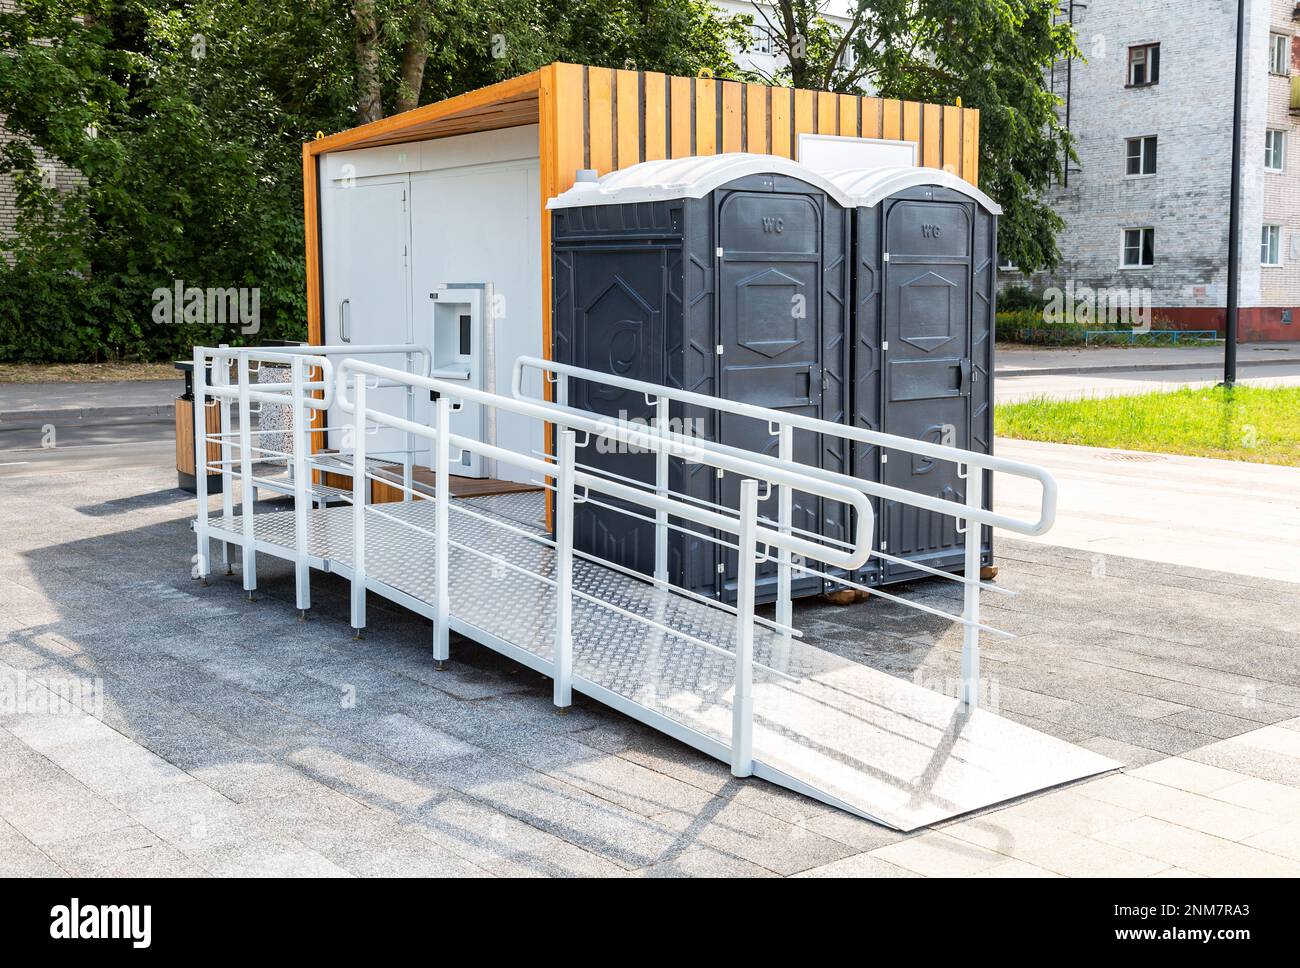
top-left (546, 153), bottom-right (856, 209)
top-left (546, 153), bottom-right (1001, 214)
top-left (822, 165), bottom-right (1002, 214)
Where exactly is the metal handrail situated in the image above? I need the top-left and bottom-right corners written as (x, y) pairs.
top-left (192, 342), bottom-right (434, 606)
top-left (192, 349), bottom-right (1056, 781)
top-left (335, 359), bottom-right (875, 572)
top-left (510, 353), bottom-right (1059, 711)
top-left (331, 357), bottom-right (878, 777)
top-left (510, 355), bottom-right (1057, 538)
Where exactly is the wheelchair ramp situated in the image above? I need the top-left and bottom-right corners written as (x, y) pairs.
top-left (227, 493), bottom-right (1115, 831)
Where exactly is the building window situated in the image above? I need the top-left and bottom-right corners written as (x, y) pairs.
top-left (748, 24), bottom-right (773, 56)
top-left (1123, 227), bottom-right (1155, 267)
top-left (1125, 136), bottom-right (1157, 175)
top-left (1127, 44), bottom-right (1160, 86)
top-left (1266, 129), bottom-right (1287, 171)
top-left (1262, 224), bottom-right (1282, 265)
top-left (1270, 33), bottom-right (1290, 76)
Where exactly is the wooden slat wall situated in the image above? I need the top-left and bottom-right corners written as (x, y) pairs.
top-left (538, 64), bottom-right (980, 192)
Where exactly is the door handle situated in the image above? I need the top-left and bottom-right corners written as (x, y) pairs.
top-left (958, 358), bottom-right (971, 396)
top-left (340, 299), bottom-right (351, 342)
top-left (808, 363), bottom-right (824, 404)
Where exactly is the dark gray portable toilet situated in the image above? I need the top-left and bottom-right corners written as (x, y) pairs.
top-left (549, 155), bottom-right (855, 602)
top-left (826, 167), bottom-right (1002, 586)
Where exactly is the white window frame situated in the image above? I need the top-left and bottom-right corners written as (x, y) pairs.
top-left (1125, 135), bottom-right (1157, 176)
top-left (748, 23), bottom-right (773, 56)
top-left (1127, 43), bottom-right (1159, 86)
top-left (1121, 227), bottom-right (1155, 268)
top-left (1270, 33), bottom-right (1290, 76)
top-left (1265, 129), bottom-right (1287, 172)
top-left (1262, 224), bottom-right (1282, 266)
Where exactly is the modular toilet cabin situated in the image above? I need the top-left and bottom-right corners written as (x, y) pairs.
top-left (832, 166), bottom-right (1002, 588)
top-left (548, 156), bottom-right (1001, 600)
top-left (299, 63), bottom-right (984, 502)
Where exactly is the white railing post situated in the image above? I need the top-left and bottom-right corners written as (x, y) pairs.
top-left (192, 347), bottom-right (210, 581)
top-left (291, 356), bottom-right (310, 616)
top-left (731, 478), bottom-right (760, 778)
top-left (554, 429), bottom-right (576, 708)
top-left (653, 396), bottom-right (669, 583)
top-left (776, 424), bottom-right (794, 641)
top-left (216, 344), bottom-right (233, 574)
top-left (961, 465), bottom-right (984, 708)
top-left (403, 348), bottom-right (415, 502)
top-left (432, 393), bottom-right (451, 666)
top-left (236, 353), bottom-right (257, 599)
top-left (350, 374), bottom-right (367, 637)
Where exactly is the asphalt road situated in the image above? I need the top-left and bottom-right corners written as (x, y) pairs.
top-left (996, 361), bottom-right (1300, 403)
top-left (0, 415), bottom-right (177, 479)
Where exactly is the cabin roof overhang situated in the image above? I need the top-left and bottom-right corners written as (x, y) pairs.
top-left (305, 69), bottom-right (543, 156)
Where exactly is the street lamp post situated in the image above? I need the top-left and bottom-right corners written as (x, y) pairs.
top-left (1225, 0), bottom-right (1246, 386)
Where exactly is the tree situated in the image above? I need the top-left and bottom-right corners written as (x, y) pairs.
top-left (747, 1), bottom-right (1079, 272)
top-left (0, 0), bottom-right (749, 361)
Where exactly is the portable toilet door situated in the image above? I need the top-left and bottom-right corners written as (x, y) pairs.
top-left (548, 154), bottom-right (856, 603)
top-left (830, 167), bottom-right (1002, 585)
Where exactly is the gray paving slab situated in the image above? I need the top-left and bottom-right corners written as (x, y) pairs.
top-left (3, 459), bottom-right (1299, 875)
top-left (0, 819), bottom-right (67, 877)
top-left (43, 823), bottom-right (210, 877)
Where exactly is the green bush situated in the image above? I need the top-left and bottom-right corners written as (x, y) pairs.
top-left (997, 285), bottom-right (1043, 312)
top-left (995, 308), bottom-right (1089, 346)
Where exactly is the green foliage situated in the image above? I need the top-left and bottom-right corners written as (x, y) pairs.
top-left (748, 1), bottom-right (1080, 274)
top-left (0, 0), bottom-right (356, 361)
top-left (997, 285), bottom-right (1043, 312)
top-left (0, 0), bottom-right (748, 362)
top-left (995, 309), bottom-right (1088, 346)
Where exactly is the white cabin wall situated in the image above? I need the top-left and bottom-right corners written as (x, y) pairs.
top-left (319, 126), bottom-right (542, 481)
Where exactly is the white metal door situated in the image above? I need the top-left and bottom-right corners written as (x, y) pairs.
top-left (322, 177), bottom-right (412, 463)
top-left (409, 160), bottom-right (542, 483)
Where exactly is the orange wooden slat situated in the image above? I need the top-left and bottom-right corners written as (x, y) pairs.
top-left (902, 100), bottom-right (921, 155)
top-left (549, 62), bottom-right (584, 195)
top-left (793, 88), bottom-right (815, 154)
top-left (721, 81), bottom-right (743, 153)
top-left (881, 98), bottom-right (901, 139)
top-left (615, 69), bottom-right (640, 169)
top-left (922, 103), bottom-right (941, 167)
top-left (745, 84), bottom-right (768, 153)
top-left (942, 104), bottom-right (962, 175)
top-left (643, 72), bottom-right (667, 161)
top-left (669, 75), bottom-right (692, 157)
top-left (963, 109), bottom-right (980, 184)
top-left (303, 145), bottom-right (322, 345)
top-left (817, 91), bottom-right (838, 134)
top-left (695, 77), bottom-right (717, 155)
top-left (587, 66), bottom-right (614, 173)
top-left (837, 94), bottom-right (858, 136)
top-left (860, 97), bottom-right (881, 138)
top-left (770, 86), bottom-right (792, 158)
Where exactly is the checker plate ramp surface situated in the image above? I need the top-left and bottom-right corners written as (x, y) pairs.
top-left (222, 493), bottom-right (1116, 830)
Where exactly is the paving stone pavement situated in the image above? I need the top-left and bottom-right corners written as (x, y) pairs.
top-left (2, 463), bottom-right (1299, 877)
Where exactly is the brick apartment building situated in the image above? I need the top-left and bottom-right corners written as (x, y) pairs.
top-left (1004, 0), bottom-right (1300, 341)
top-left (0, 0), bottom-right (81, 249)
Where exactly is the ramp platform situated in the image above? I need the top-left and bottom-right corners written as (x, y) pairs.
top-left (216, 491), bottom-right (1114, 830)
